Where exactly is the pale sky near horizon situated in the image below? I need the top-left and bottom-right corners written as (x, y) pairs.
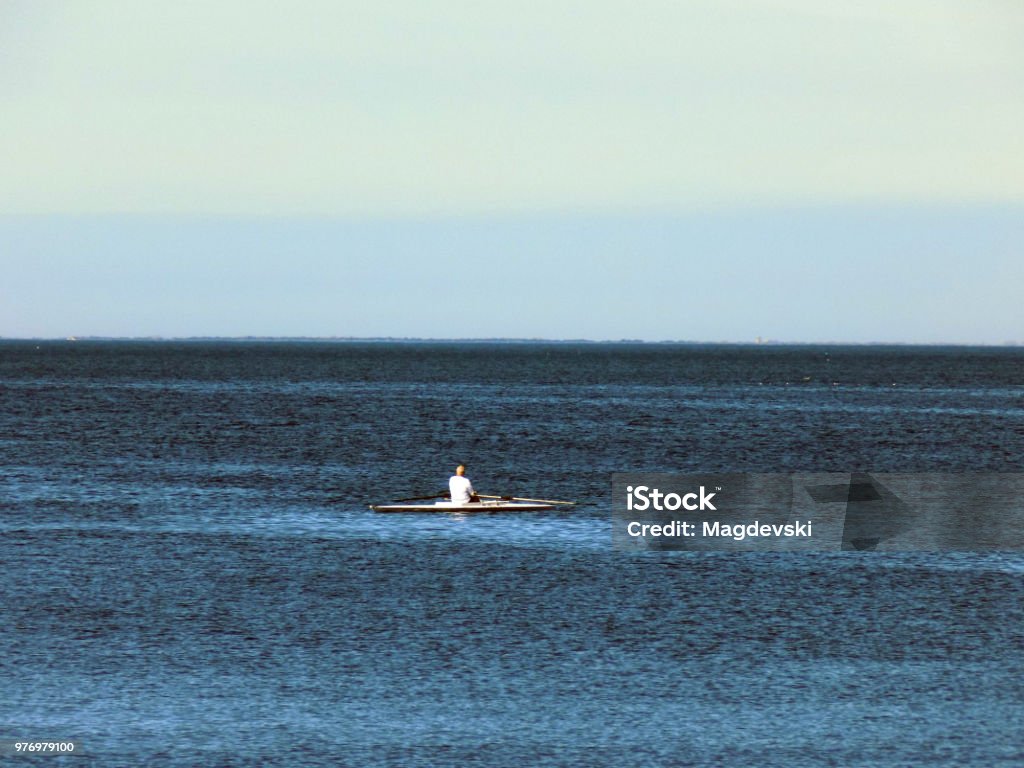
top-left (1, 2), bottom-right (1021, 341)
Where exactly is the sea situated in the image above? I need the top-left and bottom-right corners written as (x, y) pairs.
top-left (2, 340), bottom-right (1023, 767)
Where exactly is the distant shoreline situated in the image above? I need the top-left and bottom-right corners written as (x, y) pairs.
top-left (1, 337), bottom-right (1020, 348)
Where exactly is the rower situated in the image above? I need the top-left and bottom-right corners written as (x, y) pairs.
top-left (449, 465), bottom-right (480, 505)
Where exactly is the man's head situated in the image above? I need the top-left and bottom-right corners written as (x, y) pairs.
top-left (455, 465), bottom-right (466, 476)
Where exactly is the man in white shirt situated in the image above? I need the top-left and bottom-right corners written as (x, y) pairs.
top-left (448, 465), bottom-right (479, 505)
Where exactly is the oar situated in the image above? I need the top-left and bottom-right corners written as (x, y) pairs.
top-left (394, 491), bottom-right (451, 502)
top-left (478, 494), bottom-right (576, 506)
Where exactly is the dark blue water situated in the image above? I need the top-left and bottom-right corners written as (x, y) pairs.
top-left (2, 341), bottom-right (1023, 766)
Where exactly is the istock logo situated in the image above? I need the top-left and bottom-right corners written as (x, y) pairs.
top-left (625, 485), bottom-right (718, 512)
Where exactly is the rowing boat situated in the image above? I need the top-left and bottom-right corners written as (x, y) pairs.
top-left (370, 500), bottom-right (555, 513)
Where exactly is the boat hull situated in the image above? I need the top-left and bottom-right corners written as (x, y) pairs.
top-left (370, 501), bottom-right (554, 513)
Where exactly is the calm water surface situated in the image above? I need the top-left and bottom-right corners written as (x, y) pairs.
top-left (2, 341), bottom-right (1023, 766)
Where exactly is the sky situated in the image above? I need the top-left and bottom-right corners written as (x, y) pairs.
top-left (1, 1), bottom-right (1022, 341)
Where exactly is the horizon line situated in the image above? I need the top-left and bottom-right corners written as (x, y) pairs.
top-left (2, 336), bottom-right (1022, 348)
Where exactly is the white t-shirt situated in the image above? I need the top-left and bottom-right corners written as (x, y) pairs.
top-left (449, 475), bottom-right (475, 505)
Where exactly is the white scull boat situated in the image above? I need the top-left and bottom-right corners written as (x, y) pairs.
top-left (370, 500), bottom-right (556, 513)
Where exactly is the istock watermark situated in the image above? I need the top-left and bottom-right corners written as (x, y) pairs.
top-left (612, 473), bottom-right (1024, 552)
